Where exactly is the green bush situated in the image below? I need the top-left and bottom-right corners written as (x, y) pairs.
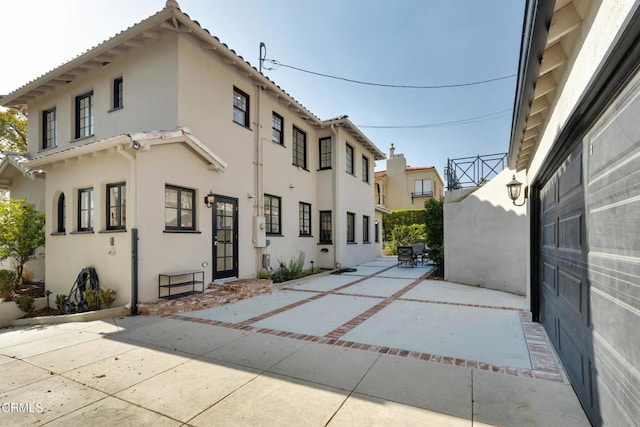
top-left (382, 210), bottom-right (427, 241)
top-left (15, 295), bottom-right (34, 313)
top-left (83, 289), bottom-right (100, 311)
top-left (424, 199), bottom-right (444, 269)
top-left (257, 269), bottom-right (271, 280)
top-left (270, 256), bottom-right (304, 283)
top-left (0, 269), bottom-right (17, 301)
top-left (55, 294), bottom-right (66, 312)
top-left (98, 288), bottom-right (116, 308)
top-left (384, 224), bottom-right (427, 255)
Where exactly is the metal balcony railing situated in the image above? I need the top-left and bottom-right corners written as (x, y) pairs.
top-left (445, 153), bottom-right (507, 191)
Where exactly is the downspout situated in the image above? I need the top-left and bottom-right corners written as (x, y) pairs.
top-left (331, 124), bottom-right (340, 268)
top-left (117, 142), bottom-right (138, 314)
top-left (254, 84), bottom-right (264, 274)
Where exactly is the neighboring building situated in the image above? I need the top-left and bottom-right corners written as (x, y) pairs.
top-left (374, 143), bottom-right (444, 211)
top-left (447, 0), bottom-right (640, 424)
top-left (0, 1), bottom-right (385, 306)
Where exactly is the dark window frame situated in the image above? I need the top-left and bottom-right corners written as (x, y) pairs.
top-left (106, 182), bottom-right (126, 230)
top-left (375, 220), bottom-right (380, 243)
top-left (42, 108), bottom-right (57, 150)
top-left (347, 211), bottom-right (355, 243)
top-left (319, 137), bottom-right (331, 170)
top-left (319, 210), bottom-right (332, 243)
top-left (57, 193), bottom-right (66, 233)
top-left (233, 86), bottom-right (250, 127)
top-left (165, 185), bottom-right (196, 231)
top-left (264, 194), bottom-right (282, 235)
top-left (363, 215), bottom-right (370, 243)
top-left (77, 187), bottom-right (94, 232)
top-left (272, 112), bottom-right (284, 145)
top-left (362, 156), bottom-right (370, 183)
top-left (299, 202), bottom-right (312, 236)
top-left (113, 76), bottom-right (123, 109)
top-left (346, 143), bottom-right (354, 175)
top-left (292, 126), bottom-right (307, 169)
top-left (75, 91), bottom-right (94, 139)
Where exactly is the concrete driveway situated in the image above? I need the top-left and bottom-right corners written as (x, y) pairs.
top-left (0, 258), bottom-right (589, 426)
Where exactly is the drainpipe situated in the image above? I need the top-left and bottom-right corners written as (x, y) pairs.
top-left (117, 142), bottom-right (138, 314)
top-left (254, 84), bottom-right (264, 274)
top-left (331, 124), bottom-right (340, 268)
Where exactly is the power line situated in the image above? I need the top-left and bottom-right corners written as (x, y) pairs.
top-left (357, 108), bottom-right (511, 129)
top-left (262, 59), bottom-right (515, 89)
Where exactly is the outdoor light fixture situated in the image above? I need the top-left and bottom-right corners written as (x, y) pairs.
top-left (506, 175), bottom-right (528, 206)
top-left (204, 190), bottom-right (215, 208)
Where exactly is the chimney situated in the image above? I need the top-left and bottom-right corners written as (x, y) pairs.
top-left (389, 143), bottom-right (395, 158)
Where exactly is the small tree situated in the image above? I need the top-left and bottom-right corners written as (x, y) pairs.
top-left (0, 109), bottom-right (28, 153)
top-left (424, 199), bottom-right (444, 270)
top-left (0, 199), bottom-right (45, 287)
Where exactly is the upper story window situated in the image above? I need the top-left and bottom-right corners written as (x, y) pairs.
top-left (78, 187), bottom-right (94, 232)
top-left (264, 194), bottom-right (281, 235)
top-left (75, 91), bottom-right (94, 139)
top-left (272, 112), bottom-right (283, 145)
top-left (233, 87), bottom-right (250, 127)
top-left (346, 143), bottom-right (354, 175)
top-left (362, 156), bottom-right (370, 183)
top-left (319, 211), bottom-right (332, 243)
top-left (165, 185), bottom-right (195, 231)
top-left (42, 108), bottom-right (56, 150)
top-left (292, 126), bottom-right (307, 169)
top-left (347, 212), bottom-right (355, 243)
top-left (299, 202), bottom-right (311, 236)
top-left (107, 182), bottom-right (126, 230)
top-left (113, 77), bottom-right (123, 109)
top-left (414, 179), bottom-right (433, 197)
top-left (319, 137), bottom-right (331, 170)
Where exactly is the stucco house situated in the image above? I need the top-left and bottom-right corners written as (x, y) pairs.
top-left (447, 0), bottom-right (640, 424)
top-left (0, 1), bottom-right (385, 307)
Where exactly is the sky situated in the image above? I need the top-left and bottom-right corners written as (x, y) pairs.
top-left (0, 0), bottom-right (525, 175)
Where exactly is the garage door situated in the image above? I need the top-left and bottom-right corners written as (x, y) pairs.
top-left (539, 69), bottom-right (640, 425)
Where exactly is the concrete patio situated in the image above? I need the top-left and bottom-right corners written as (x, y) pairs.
top-left (0, 257), bottom-right (589, 426)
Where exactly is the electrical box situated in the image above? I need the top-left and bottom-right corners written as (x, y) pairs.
top-left (262, 254), bottom-right (270, 268)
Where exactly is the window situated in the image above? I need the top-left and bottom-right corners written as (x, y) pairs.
top-left (319, 211), bottom-right (332, 243)
top-left (414, 179), bottom-right (433, 196)
top-left (107, 182), bottom-right (126, 230)
top-left (292, 126), bottom-right (307, 169)
top-left (347, 212), bottom-right (355, 243)
top-left (78, 188), bottom-right (94, 232)
top-left (375, 220), bottom-right (380, 243)
top-left (113, 77), bottom-right (123, 109)
top-left (165, 185), bottom-right (195, 231)
top-left (57, 193), bottom-right (65, 233)
top-left (42, 108), bottom-right (56, 150)
top-left (346, 143), bottom-right (354, 175)
top-left (272, 112), bottom-right (283, 145)
top-left (299, 202), bottom-right (311, 236)
top-left (363, 215), bottom-right (370, 243)
top-left (319, 137), bottom-right (331, 169)
top-left (233, 87), bottom-right (249, 127)
top-left (264, 194), bottom-right (281, 235)
top-left (75, 91), bottom-right (94, 139)
top-left (362, 156), bottom-right (370, 183)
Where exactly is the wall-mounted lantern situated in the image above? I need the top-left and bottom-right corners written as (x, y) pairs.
top-left (506, 175), bottom-right (528, 206)
top-left (204, 190), bottom-right (215, 208)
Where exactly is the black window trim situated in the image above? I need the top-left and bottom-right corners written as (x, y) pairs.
top-left (264, 194), bottom-right (282, 235)
top-left (347, 211), bottom-right (356, 243)
top-left (233, 86), bottom-right (250, 128)
top-left (272, 111), bottom-right (284, 145)
top-left (292, 125), bottom-right (308, 170)
top-left (299, 201), bottom-right (312, 237)
top-left (363, 215), bottom-right (370, 243)
top-left (74, 90), bottom-right (94, 140)
top-left (56, 192), bottom-right (65, 234)
top-left (106, 182), bottom-right (126, 231)
top-left (362, 155), bottom-right (370, 183)
top-left (112, 76), bottom-right (123, 110)
top-left (77, 187), bottom-right (94, 232)
top-left (42, 107), bottom-right (57, 150)
top-left (165, 184), bottom-right (196, 232)
top-left (319, 137), bottom-right (332, 170)
top-left (319, 210), bottom-right (333, 244)
top-left (346, 143), bottom-right (355, 176)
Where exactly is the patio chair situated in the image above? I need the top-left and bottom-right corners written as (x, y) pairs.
top-left (412, 243), bottom-right (428, 265)
top-left (397, 245), bottom-right (416, 267)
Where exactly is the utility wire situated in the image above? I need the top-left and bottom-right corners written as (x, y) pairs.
top-left (357, 108), bottom-right (511, 129)
top-left (262, 59), bottom-right (515, 89)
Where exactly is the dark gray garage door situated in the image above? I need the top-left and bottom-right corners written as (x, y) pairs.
top-left (539, 70), bottom-right (640, 425)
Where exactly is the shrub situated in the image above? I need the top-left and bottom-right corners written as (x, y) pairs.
top-left (270, 256), bottom-right (304, 283)
top-left (0, 269), bottom-right (17, 301)
top-left (98, 288), bottom-right (116, 308)
top-left (257, 269), bottom-right (271, 280)
top-left (384, 224), bottom-right (427, 255)
top-left (83, 289), bottom-right (100, 311)
top-left (15, 295), bottom-right (34, 313)
top-left (382, 210), bottom-right (427, 241)
top-left (55, 294), bottom-right (66, 312)
top-left (424, 199), bottom-right (444, 270)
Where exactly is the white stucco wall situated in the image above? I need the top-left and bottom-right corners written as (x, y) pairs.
top-left (444, 169), bottom-right (528, 296)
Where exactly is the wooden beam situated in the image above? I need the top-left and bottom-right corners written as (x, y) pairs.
top-left (526, 113), bottom-right (544, 129)
top-left (547, 3), bottom-right (582, 46)
top-left (539, 43), bottom-right (567, 75)
top-left (530, 96), bottom-right (549, 116)
top-left (143, 30), bottom-right (162, 39)
top-left (533, 73), bottom-right (556, 99)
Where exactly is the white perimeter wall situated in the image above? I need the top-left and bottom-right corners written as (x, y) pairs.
top-left (444, 168), bottom-right (528, 296)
